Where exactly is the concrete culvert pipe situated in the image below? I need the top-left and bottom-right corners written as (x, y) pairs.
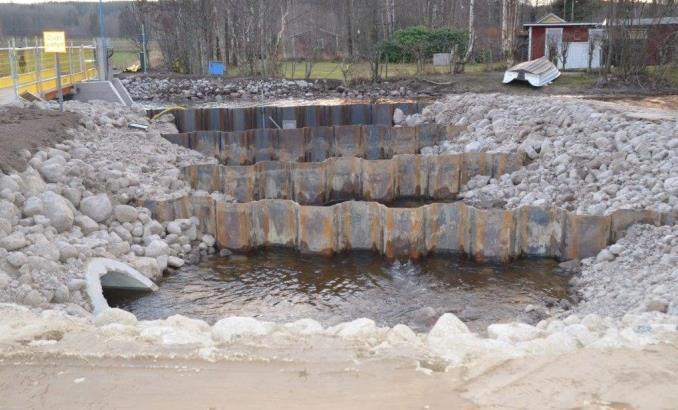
top-left (85, 258), bottom-right (159, 315)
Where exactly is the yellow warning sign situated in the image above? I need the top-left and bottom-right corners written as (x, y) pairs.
top-left (43, 31), bottom-right (66, 53)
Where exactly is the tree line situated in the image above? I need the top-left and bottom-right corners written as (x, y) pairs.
top-left (124, 0), bottom-right (674, 78)
top-left (0, 2), bottom-right (129, 39)
top-left (1, 0), bottom-right (675, 83)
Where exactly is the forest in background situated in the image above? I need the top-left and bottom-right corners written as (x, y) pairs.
top-left (0, 0), bottom-right (675, 81)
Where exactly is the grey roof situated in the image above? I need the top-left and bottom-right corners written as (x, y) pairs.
top-left (602, 17), bottom-right (678, 26)
top-left (524, 22), bottom-right (599, 27)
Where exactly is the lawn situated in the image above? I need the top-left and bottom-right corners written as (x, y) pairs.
top-left (276, 61), bottom-right (502, 81)
top-left (110, 51), bottom-right (139, 70)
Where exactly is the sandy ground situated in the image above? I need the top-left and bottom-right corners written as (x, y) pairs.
top-left (589, 94), bottom-right (678, 111)
top-left (581, 95), bottom-right (678, 121)
top-left (1, 343), bottom-right (676, 409)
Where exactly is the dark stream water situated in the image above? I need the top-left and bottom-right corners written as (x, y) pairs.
top-left (105, 249), bottom-right (570, 332)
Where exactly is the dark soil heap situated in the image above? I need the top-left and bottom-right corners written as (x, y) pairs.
top-left (0, 107), bottom-right (80, 173)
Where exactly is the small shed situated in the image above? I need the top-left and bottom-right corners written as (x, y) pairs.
top-left (525, 13), bottom-right (602, 70)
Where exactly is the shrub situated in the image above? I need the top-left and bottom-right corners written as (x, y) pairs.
top-left (379, 26), bottom-right (468, 63)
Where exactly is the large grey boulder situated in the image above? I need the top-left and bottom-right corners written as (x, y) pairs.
top-left (130, 257), bottom-right (162, 281)
top-left (26, 240), bottom-right (60, 262)
top-left (145, 239), bottom-right (170, 258)
top-left (0, 231), bottom-right (28, 251)
top-left (75, 215), bottom-right (99, 235)
top-left (20, 168), bottom-right (46, 197)
top-left (39, 157), bottom-right (66, 183)
top-left (56, 241), bottom-right (78, 262)
top-left (22, 288), bottom-right (44, 306)
top-left (0, 175), bottom-right (19, 193)
top-left (39, 191), bottom-right (74, 233)
top-left (0, 218), bottom-right (11, 236)
top-left (22, 196), bottom-right (43, 217)
top-left (61, 187), bottom-right (82, 207)
top-left (0, 271), bottom-right (10, 289)
top-left (143, 220), bottom-right (164, 237)
top-left (6, 251), bottom-right (27, 268)
top-left (80, 194), bottom-right (113, 223)
top-left (0, 200), bottom-right (20, 226)
top-left (113, 205), bottom-right (138, 223)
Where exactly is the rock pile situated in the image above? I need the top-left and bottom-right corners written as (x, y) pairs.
top-left (121, 76), bottom-right (419, 103)
top-left (397, 93), bottom-right (677, 215)
top-left (1, 303), bottom-right (675, 367)
top-left (0, 99), bottom-right (216, 312)
top-left (572, 224), bottom-right (677, 318)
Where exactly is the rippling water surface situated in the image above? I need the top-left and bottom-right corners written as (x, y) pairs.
top-left (105, 249), bottom-right (569, 332)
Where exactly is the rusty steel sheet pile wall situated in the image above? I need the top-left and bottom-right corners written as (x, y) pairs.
top-left (180, 152), bottom-right (525, 205)
top-left (142, 196), bottom-right (676, 262)
top-left (146, 101), bottom-right (676, 261)
top-left (162, 124), bottom-right (463, 165)
top-left (150, 102), bottom-right (422, 133)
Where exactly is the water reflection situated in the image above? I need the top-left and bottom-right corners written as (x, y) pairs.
top-left (105, 249), bottom-right (569, 332)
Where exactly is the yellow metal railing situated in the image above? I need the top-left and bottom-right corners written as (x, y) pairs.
top-left (0, 41), bottom-right (98, 98)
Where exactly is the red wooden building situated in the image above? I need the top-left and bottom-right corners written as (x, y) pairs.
top-left (525, 13), bottom-right (601, 70)
top-left (525, 13), bottom-right (678, 70)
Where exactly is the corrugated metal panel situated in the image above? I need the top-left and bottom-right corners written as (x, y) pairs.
top-left (503, 57), bottom-right (561, 87)
top-left (149, 102), bottom-right (422, 133)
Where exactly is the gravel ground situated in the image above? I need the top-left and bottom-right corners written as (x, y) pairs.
top-left (121, 76), bottom-right (423, 103)
top-left (572, 224), bottom-right (677, 318)
top-left (397, 93), bottom-right (678, 215)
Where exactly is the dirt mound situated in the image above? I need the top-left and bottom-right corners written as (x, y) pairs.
top-left (0, 107), bottom-right (80, 173)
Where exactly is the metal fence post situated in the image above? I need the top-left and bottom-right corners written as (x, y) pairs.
top-left (79, 45), bottom-right (85, 78)
top-left (34, 37), bottom-right (42, 97)
top-left (8, 39), bottom-right (19, 97)
top-left (68, 40), bottom-right (74, 86)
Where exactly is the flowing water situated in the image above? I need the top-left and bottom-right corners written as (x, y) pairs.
top-left (105, 249), bottom-right (570, 332)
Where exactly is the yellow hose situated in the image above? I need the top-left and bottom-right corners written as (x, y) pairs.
top-left (151, 106), bottom-right (186, 121)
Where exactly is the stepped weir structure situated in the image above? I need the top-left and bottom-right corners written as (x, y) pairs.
top-left (150, 103), bottom-right (676, 262)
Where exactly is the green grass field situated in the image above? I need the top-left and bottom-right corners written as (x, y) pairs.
top-left (277, 61), bottom-right (503, 81)
top-left (110, 51), bottom-right (139, 69)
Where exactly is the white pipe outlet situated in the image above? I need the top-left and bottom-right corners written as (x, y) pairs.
top-left (85, 257), bottom-right (158, 315)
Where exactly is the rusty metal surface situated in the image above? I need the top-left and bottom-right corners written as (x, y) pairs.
top-left (141, 195), bottom-right (678, 262)
top-left (162, 124), bottom-right (463, 165)
top-left (181, 153), bottom-right (521, 205)
top-left (148, 102), bottom-right (422, 133)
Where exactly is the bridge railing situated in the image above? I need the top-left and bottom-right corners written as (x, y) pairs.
top-left (0, 38), bottom-right (98, 100)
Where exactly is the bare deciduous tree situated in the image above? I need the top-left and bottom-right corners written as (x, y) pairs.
top-left (455, 0), bottom-right (475, 73)
top-left (560, 40), bottom-right (570, 69)
top-left (501, 0), bottom-right (519, 67)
